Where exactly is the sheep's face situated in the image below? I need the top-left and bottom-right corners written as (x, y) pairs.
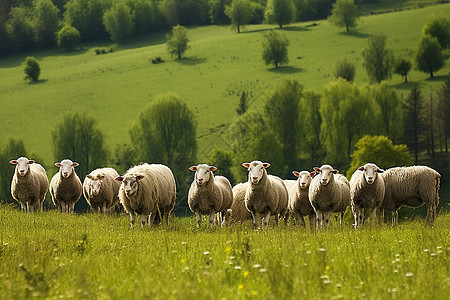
top-left (189, 164), bottom-right (217, 186)
top-left (357, 163), bottom-right (384, 185)
top-left (117, 174), bottom-right (144, 197)
top-left (293, 171), bottom-right (312, 189)
top-left (55, 159), bottom-right (79, 178)
top-left (242, 161), bottom-right (270, 184)
top-left (87, 174), bottom-right (105, 196)
top-left (10, 157), bottom-right (35, 176)
top-left (313, 165), bottom-right (338, 186)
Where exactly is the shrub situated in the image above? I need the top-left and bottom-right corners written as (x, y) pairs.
top-left (23, 56), bottom-right (40, 82)
top-left (57, 25), bottom-right (81, 51)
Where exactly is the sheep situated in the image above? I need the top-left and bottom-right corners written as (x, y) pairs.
top-left (284, 170), bottom-right (316, 229)
top-left (223, 182), bottom-right (253, 225)
top-left (116, 163), bottom-right (176, 228)
top-left (242, 161), bottom-right (288, 229)
top-left (380, 166), bottom-right (440, 225)
top-left (349, 163), bottom-right (385, 228)
top-left (188, 164), bottom-right (233, 228)
top-left (308, 164), bottom-right (350, 228)
top-left (83, 167), bottom-right (121, 213)
top-left (49, 159), bottom-right (82, 213)
top-left (9, 157), bottom-right (49, 212)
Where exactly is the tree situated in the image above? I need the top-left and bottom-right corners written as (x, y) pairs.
top-left (33, 0), bottom-right (60, 47)
top-left (128, 0), bottom-right (154, 36)
top-left (52, 113), bottom-right (108, 181)
top-left (225, 0), bottom-right (254, 33)
top-left (361, 33), bottom-right (394, 83)
top-left (328, 0), bottom-right (360, 32)
top-left (422, 14), bottom-right (450, 49)
top-left (403, 85), bottom-right (425, 164)
top-left (333, 58), bottom-right (356, 81)
top-left (236, 91), bottom-right (248, 115)
top-left (0, 138), bottom-right (27, 203)
top-left (416, 35), bottom-right (445, 78)
top-left (166, 25), bottom-right (190, 59)
top-left (23, 56), bottom-right (40, 82)
top-left (210, 0), bottom-right (231, 25)
top-left (437, 75), bottom-right (450, 152)
top-left (6, 6), bottom-right (34, 52)
top-left (57, 25), bottom-right (81, 51)
top-left (394, 58), bottom-right (412, 83)
top-left (209, 148), bottom-right (235, 185)
top-left (262, 30), bottom-right (289, 68)
top-left (103, 2), bottom-right (133, 44)
top-left (265, 0), bottom-right (296, 29)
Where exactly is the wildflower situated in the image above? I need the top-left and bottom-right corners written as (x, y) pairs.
top-left (405, 272), bottom-right (413, 277)
top-left (203, 251), bottom-right (210, 255)
top-left (238, 284), bottom-right (244, 290)
top-left (251, 291), bottom-right (258, 296)
top-left (180, 258), bottom-right (186, 263)
top-left (319, 248), bottom-right (326, 252)
top-left (243, 271), bottom-right (249, 278)
top-left (225, 246), bottom-right (232, 253)
top-left (325, 266), bottom-right (330, 272)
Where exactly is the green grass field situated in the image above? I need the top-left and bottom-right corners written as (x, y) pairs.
top-left (1, 4), bottom-right (450, 166)
top-left (0, 204), bottom-right (448, 299)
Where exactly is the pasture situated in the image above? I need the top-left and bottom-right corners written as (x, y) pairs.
top-left (0, 204), bottom-right (448, 299)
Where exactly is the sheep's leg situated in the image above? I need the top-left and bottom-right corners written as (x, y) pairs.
top-left (377, 208), bottom-right (384, 225)
top-left (392, 211), bottom-right (398, 225)
top-left (250, 211), bottom-right (257, 230)
top-left (140, 214), bottom-right (148, 229)
top-left (263, 212), bottom-right (271, 229)
top-left (274, 213), bottom-right (279, 226)
top-left (295, 212), bottom-right (306, 227)
top-left (323, 211), bottom-right (333, 228)
top-left (208, 211), bottom-right (216, 228)
top-left (308, 213), bottom-right (316, 230)
top-left (195, 211), bottom-right (202, 228)
top-left (369, 207), bottom-right (378, 223)
top-left (149, 213), bottom-right (155, 227)
top-left (339, 211), bottom-right (345, 229)
top-left (316, 211), bottom-right (323, 229)
top-left (129, 212), bottom-right (136, 228)
top-left (101, 202), bottom-right (107, 214)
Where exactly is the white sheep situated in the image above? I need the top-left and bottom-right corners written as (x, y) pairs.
top-left (49, 159), bottom-right (82, 213)
top-left (308, 164), bottom-right (350, 228)
top-left (116, 163), bottom-right (176, 228)
top-left (380, 166), bottom-right (440, 225)
top-left (188, 164), bottom-right (233, 228)
top-left (83, 167), bottom-right (121, 213)
top-left (284, 170), bottom-right (316, 229)
top-left (242, 161), bottom-right (288, 229)
top-left (10, 157), bottom-right (49, 212)
top-left (349, 163), bottom-right (385, 228)
top-left (224, 182), bottom-right (253, 225)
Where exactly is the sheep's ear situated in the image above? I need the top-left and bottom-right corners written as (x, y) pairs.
top-left (313, 167), bottom-right (321, 173)
top-left (72, 162), bottom-right (79, 167)
top-left (99, 175), bottom-right (106, 180)
top-left (87, 175), bottom-right (93, 180)
top-left (189, 166), bottom-right (197, 172)
top-left (9, 160), bottom-right (18, 165)
top-left (115, 176), bottom-right (123, 182)
top-left (292, 171), bottom-right (300, 178)
top-left (263, 163), bottom-right (270, 168)
top-left (209, 166), bottom-right (217, 172)
top-left (332, 169), bottom-right (339, 174)
top-left (55, 162), bottom-right (62, 167)
top-left (357, 166), bottom-right (364, 171)
top-left (377, 168), bottom-right (385, 173)
top-left (310, 171), bottom-right (316, 178)
top-left (136, 175), bottom-right (144, 181)
top-left (28, 160), bottom-right (35, 164)
top-left (242, 163), bottom-right (250, 168)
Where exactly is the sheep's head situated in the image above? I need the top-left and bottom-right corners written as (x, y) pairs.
top-left (293, 170), bottom-right (313, 189)
top-left (357, 163), bottom-right (384, 185)
top-left (115, 174), bottom-right (144, 197)
top-left (189, 164), bottom-right (216, 186)
top-left (87, 173), bottom-right (105, 196)
top-left (55, 159), bottom-right (79, 178)
top-left (242, 161), bottom-right (270, 184)
top-left (10, 157), bottom-right (35, 176)
top-left (313, 165), bottom-right (338, 186)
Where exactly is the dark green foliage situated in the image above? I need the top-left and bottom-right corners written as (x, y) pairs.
top-left (236, 91), bottom-right (248, 115)
top-left (209, 0), bottom-right (231, 24)
top-left (225, 0), bottom-right (254, 33)
top-left (394, 58), bottom-right (412, 83)
top-left (0, 138), bottom-right (28, 203)
top-left (403, 85), bottom-right (425, 164)
top-left (329, 0), bottom-right (360, 32)
top-left (437, 75), bottom-right (450, 152)
top-left (23, 56), bottom-right (40, 82)
top-left (372, 82), bottom-right (403, 142)
top-left (333, 58), bottom-right (356, 81)
top-left (128, 0), bottom-right (154, 36)
top-left (262, 30), bottom-right (289, 68)
top-left (362, 33), bottom-right (394, 83)
top-left (112, 143), bottom-right (138, 175)
top-left (33, 0), bottom-right (60, 47)
top-left (6, 6), bottom-right (34, 52)
top-left (265, 0), bottom-right (296, 29)
top-left (57, 25), bottom-right (80, 51)
top-left (210, 148), bottom-right (236, 185)
top-left (166, 25), bottom-right (190, 59)
top-left (416, 35), bottom-right (445, 78)
top-left (103, 2), bottom-right (133, 44)
top-left (422, 13), bottom-right (450, 48)
top-left (162, 0), bottom-right (210, 26)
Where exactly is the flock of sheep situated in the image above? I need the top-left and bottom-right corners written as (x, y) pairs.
top-left (9, 156), bottom-right (441, 229)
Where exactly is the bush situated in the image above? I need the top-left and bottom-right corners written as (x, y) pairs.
top-left (23, 56), bottom-right (40, 82)
top-left (333, 58), bottom-right (356, 81)
top-left (151, 57), bottom-right (165, 64)
top-left (57, 25), bottom-right (81, 51)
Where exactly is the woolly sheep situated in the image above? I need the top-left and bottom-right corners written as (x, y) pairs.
top-left (49, 159), bottom-right (82, 213)
top-left (242, 161), bottom-right (288, 229)
top-left (224, 182), bottom-right (253, 224)
top-left (380, 166), bottom-right (440, 225)
top-left (116, 163), bottom-right (176, 228)
top-left (284, 170), bottom-right (316, 229)
top-left (83, 167), bottom-right (121, 213)
top-left (10, 157), bottom-right (49, 212)
top-left (349, 163), bottom-right (385, 228)
top-left (309, 164), bottom-right (350, 228)
top-left (188, 164), bottom-right (233, 228)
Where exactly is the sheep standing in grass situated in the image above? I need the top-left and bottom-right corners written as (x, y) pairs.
top-left (49, 159), bottom-right (82, 213)
top-left (284, 170), bottom-right (316, 229)
top-left (380, 166), bottom-right (440, 225)
top-left (83, 167), bottom-right (121, 213)
top-left (349, 163), bottom-right (385, 228)
top-left (188, 164), bottom-right (233, 228)
top-left (10, 157), bottom-right (49, 212)
top-left (242, 161), bottom-right (288, 229)
top-left (225, 182), bottom-right (252, 224)
top-left (309, 164), bottom-right (350, 228)
top-left (116, 163), bottom-right (176, 228)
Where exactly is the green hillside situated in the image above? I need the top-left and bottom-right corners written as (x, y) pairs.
top-left (1, 3), bottom-right (450, 167)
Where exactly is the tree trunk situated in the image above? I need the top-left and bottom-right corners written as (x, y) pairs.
top-left (430, 69), bottom-right (434, 78)
top-left (405, 73), bottom-right (408, 83)
top-left (237, 24), bottom-right (240, 34)
top-left (346, 23), bottom-right (349, 32)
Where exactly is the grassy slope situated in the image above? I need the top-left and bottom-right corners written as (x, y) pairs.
top-left (1, 4), bottom-right (450, 167)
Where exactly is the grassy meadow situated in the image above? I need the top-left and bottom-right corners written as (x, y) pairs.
top-left (1, 4), bottom-right (450, 165)
top-left (0, 204), bottom-right (448, 299)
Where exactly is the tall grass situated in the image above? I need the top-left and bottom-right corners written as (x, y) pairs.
top-left (0, 204), bottom-right (448, 299)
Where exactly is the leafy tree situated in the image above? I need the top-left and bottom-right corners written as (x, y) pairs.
top-left (166, 25), bottom-right (190, 59)
top-left (437, 75), bottom-right (450, 152)
top-left (57, 24), bottom-right (81, 51)
top-left (128, 0), bottom-right (154, 36)
top-left (112, 143), bottom-right (138, 175)
top-left (209, 0), bottom-right (231, 24)
top-left (265, 0), bottom-right (296, 29)
top-left (52, 113), bottom-right (108, 180)
top-left (0, 138), bottom-right (27, 203)
top-left (347, 135), bottom-right (411, 177)
top-left (162, 0), bottom-right (210, 26)
top-left (209, 148), bottom-right (235, 185)
top-left (262, 30), bottom-right (289, 68)
top-left (416, 35), bottom-right (445, 78)
top-left (393, 58), bottom-right (412, 83)
top-left (225, 0), bottom-right (254, 33)
top-left (361, 33), bottom-right (394, 83)
top-left (6, 6), bottom-right (34, 52)
top-left (333, 58), bottom-right (356, 81)
top-left (23, 56), bottom-right (40, 82)
top-left (403, 85), bottom-right (425, 164)
top-left (103, 2), bottom-right (133, 44)
top-left (329, 0), bottom-right (359, 32)
top-left (422, 14), bottom-right (450, 49)
top-left (236, 91), bottom-right (248, 115)
top-left (33, 0), bottom-right (60, 47)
